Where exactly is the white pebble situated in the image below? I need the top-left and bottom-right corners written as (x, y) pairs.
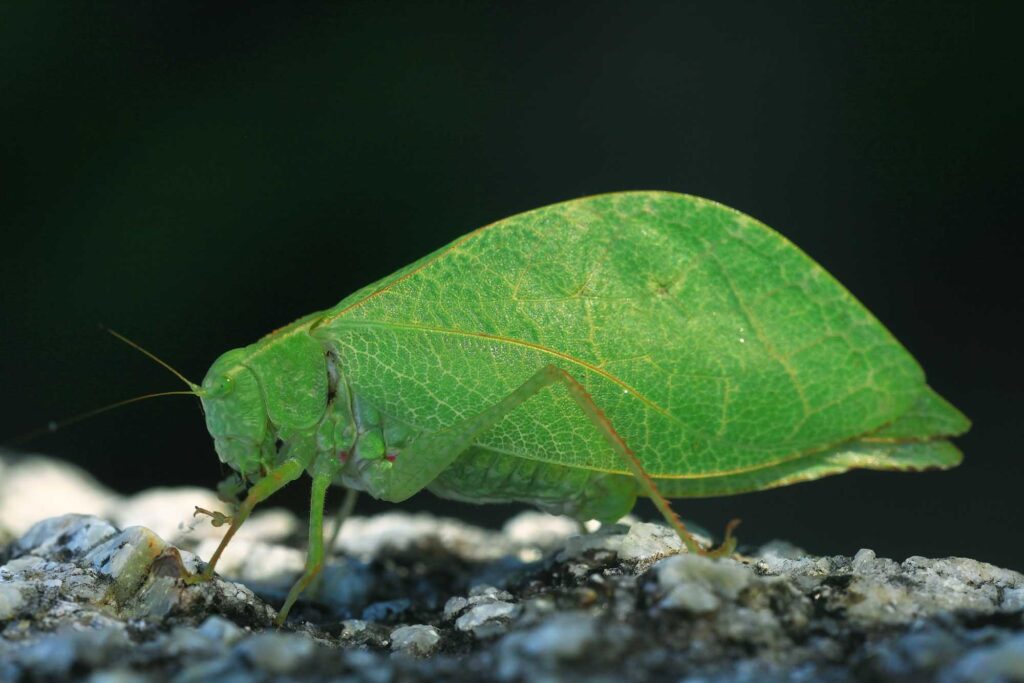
top-left (617, 522), bottom-right (683, 563)
top-left (502, 512), bottom-right (579, 547)
top-left (0, 582), bottom-right (27, 620)
top-left (455, 601), bottom-right (517, 633)
top-left (390, 624), bottom-right (441, 656)
top-left (519, 612), bottom-right (597, 659)
top-left (852, 548), bottom-right (877, 571)
top-left (236, 633), bottom-right (315, 674)
top-left (0, 458), bottom-right (116, 536)
top-left (661, 582), bottom-right (721, 613)
top-left (657, 554), bottom-right (752, 612)
top-left (443, 596), bottom-right (469, 620)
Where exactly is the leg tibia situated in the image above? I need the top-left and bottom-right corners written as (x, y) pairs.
top-left (276, 455), bottom-right (338, 625)
top-left (542, 365), bottom-right (741, 556)
top-left (326, 487), bottom-right (359, 556)
top-left (362, 363), bottom-right (735, 556)
top-left (184, 457), bottom-right (306, 584)
top-left (529, 365), bottom-right (707, 554)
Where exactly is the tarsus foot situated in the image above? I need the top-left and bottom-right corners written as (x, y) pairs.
top-left (194, 506), bottom-right (233, 527)
top-left (703, 518), bottom-right (741, 559)
top-left (180, 568), bottom-right (215, 586)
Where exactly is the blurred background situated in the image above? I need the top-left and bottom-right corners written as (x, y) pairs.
top-left (2, 4), bottom-right (1019, 567)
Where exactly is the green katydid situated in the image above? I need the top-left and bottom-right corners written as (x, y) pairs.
top-left (149, 191), bottom-right (966, 625)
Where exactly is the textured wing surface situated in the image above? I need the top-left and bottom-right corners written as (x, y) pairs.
top-left (655, 437), bottom-right (963, 498)
top-left (313, 192), bottom-right (963, 477)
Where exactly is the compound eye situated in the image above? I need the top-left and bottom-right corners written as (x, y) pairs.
top-left (204, 375), bottom-right (234, 398)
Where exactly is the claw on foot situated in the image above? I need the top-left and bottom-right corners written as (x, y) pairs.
top-left (703, 518), bottom-right (741, 559)
top-left (194, 506), bottom-right (233, 528)
top-left (181, 567), bottom-right (215, 586)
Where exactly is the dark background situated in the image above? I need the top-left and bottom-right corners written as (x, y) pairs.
top-left (2, 4), bottom-right (1020, 568)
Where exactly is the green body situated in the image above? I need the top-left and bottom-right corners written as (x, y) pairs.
top-left (201, 191), bottom-right (967, 522)
top-left (195, 191), bottom-right (968, 621)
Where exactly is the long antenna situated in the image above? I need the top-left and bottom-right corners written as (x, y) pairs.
top-left (102, 325), bottom-right (200, 392)
top-left (6, 390), bottom-right (198, 447)
top-left (4, 327), bottom-right (204, 448)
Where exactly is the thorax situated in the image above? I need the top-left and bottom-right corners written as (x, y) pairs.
top-left (313, 350), bottom-right (420, 492)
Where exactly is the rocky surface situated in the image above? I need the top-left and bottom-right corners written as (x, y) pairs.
top-left (1, 452), bottom-right (1023, 682)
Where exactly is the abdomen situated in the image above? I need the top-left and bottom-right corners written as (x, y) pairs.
top-left (427, 445), bottom-right (637, 523)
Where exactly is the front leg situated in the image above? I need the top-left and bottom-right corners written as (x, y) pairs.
top-left (184, 455), bottom-right (307, 584)
top-left (276, 453), bottom-right (340, 625)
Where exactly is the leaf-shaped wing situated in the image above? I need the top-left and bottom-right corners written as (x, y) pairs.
top-left (313, 192), bottom-right (966, 478)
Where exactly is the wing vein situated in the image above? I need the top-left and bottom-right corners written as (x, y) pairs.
top-left (333, 320), bottom-right (677, 421)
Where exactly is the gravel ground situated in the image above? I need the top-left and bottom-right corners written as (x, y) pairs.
top-left (1, 453), bottom-right (1022, 682)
